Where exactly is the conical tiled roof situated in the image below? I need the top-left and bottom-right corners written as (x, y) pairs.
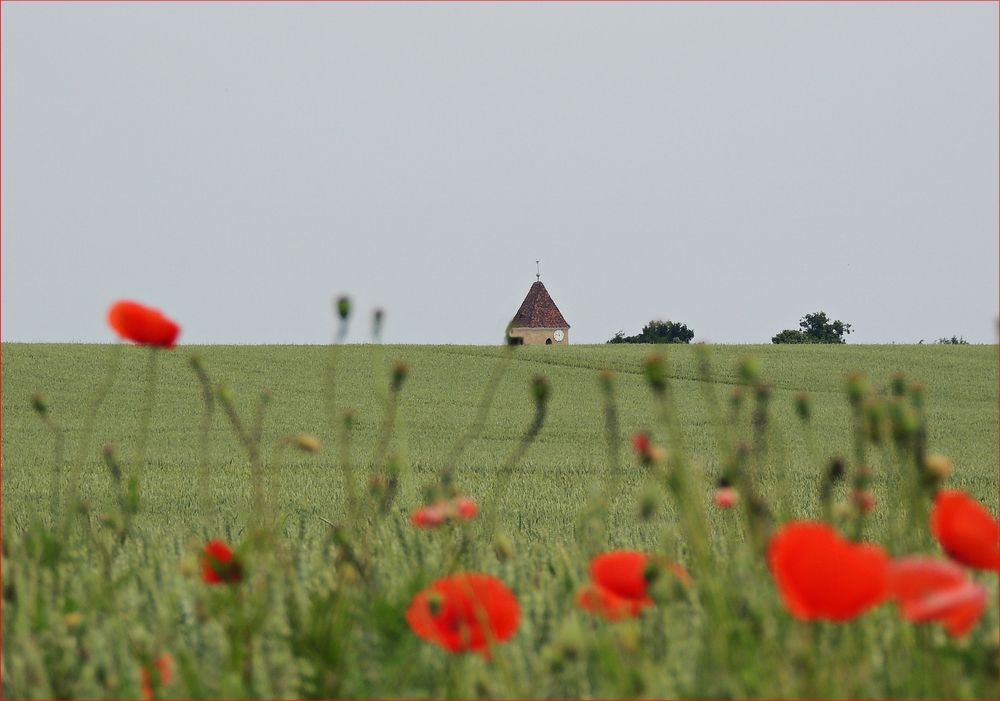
top-left (511, 281), bottom-right (570, 329)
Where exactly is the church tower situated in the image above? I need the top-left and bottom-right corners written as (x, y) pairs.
top-left (508, 269), bottom-right (570, 345)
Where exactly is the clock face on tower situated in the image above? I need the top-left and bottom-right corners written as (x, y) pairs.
top-left (553, 329), bottom-right (565, 342)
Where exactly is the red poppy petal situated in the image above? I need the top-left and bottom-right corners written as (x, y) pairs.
top-left (590, 551), bottom-right (649, 601)
top-left (931, 491), bottom-right (1000, 571)
top-left (769, 521), bottom-right (889, 622)
top-left (577, 584), bottom-right (647, 621)
top-left (108, 301), bottom-right (180, 349)
top-left (406, 573), bottom-right (520, 656)
top-left (889, 556), bottom-right (985, 637)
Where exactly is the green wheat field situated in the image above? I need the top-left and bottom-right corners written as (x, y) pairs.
top-left (2, 342), bottom-right (998, 699)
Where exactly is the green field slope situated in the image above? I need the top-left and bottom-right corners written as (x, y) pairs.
top-left (3, 343), bottom-right (997, 541)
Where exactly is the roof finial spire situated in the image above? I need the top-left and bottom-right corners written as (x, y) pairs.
top-left (536, 259), bottom-right (541, 281)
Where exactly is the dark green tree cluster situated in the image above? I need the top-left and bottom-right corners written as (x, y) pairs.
top-left (937, 336), bottom-right (969, 345)
top-left (608, 320), bottom-right (694, 345)
top-left (772, 312), bottom-right (852, 345)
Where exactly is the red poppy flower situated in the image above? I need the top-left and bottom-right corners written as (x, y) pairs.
top-left (411, 496), bottom-right (479, 528)
top-left (632, 432), bottom-right (651, 456)
top-left (768, 521), bottom-right (889, 622)
top-left (140, 653), bottom-right (173, 700)
top-left (930, 490), bottom-right (1000, 571)
top-left (454, 496), bottom-right (478, 520)
top-left (108, 301), bottom-right (181, 349)
top-left (714, 487), bottom-right (738, 509)
top-left (577, 550), bottom-right (690, 620)
top-left (889, 556), bottom-right (986, 638)
top-left (406, 573), bottom-right (520, 657)
top-left (201, 540), bottom-right (243, 585)
top-left (411, 504), bottom-right (446, 529)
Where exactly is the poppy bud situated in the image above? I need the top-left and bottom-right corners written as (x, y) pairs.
top-left (493, 533), bottom-right (514, 562)
top-left (531, 375), bottom-right (550, 404)
top-left (864, 400), bottom-right (887, 444)
top-left (217, 384), bottom-right (234, 404)
top-left (924, 454), bottom-right (954, 481)
top-left (890, 403), bottom-right (919, 443)
top-left (335, 295), bottom-right (351, 321)
top-left (390, 361), bottom-right (409, 392)
top-left (738, 355), bottom-right (761, 385)
top-left (909, 382), bottom-right (926, 409)
top-left (286, 434), bottom-right (321, 454)
top-left (890, 372), bottom-right (907, 397)
top-left (754, 382), bottom-right (772, 401)
top-left (638, 485), bottom-right (659, 521)
top-left (372, 308), bottom-right (385, 338)
top-left (794, 392), bottom-right (811, 421)
top-left (598, 367), bottom-right (615, 393)
top-left (64, 611), bottom-right (83, 629)
top-left (342, 410), bottom-right (355, 431)
top-left (30, 393), bottom-right (49, 416)
top-left (644, 355), bottom-right (667, 394)
top-left (827, 456), bottom-right (846, 482)
top-left (189, 354), bottom-right (204, 372)
top-left (846, 371), bottom-right (869, 407)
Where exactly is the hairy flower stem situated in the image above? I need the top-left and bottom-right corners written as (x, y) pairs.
top-left (39, 412), bottom-right (65, 530)
top-left (599, 368), bottom-right (621, 508)
top-left (746, 385), bottom-right (775, 550)
top-left (190, 355), bottom-right (217, 534)
top-left (66, 343), bottom-right (122, 534)
top-left (439, 348), bottom-right (513, 489)
top-left (849, 404), bottom-right (868, 541)
top-left (483, 388), bottom-right (548, 540)
top-left (216, 384), bottom-right (265, 530)
top-left (339, 411), bottom-right (359, 531)
top-left (134, 348), bottom-right (161, 482)
top-left (371, 388), bottom-right (400, 481)
top-left (324, 317), bottom-right (349, 445)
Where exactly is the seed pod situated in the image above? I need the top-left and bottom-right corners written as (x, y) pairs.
top-left (335, 295), bottom-right (351, 321)
top-left (924, 454), bottom-right (954, 481)
top-left (644, 355), bottom-right (668, 394)
top-left (890, 372), bottom-right (907, 397)
top-left (286, 434), bottom-right (321, 454)
top-left (531, 375), bottom-right (551, 404)
top-left (738, 356), bottom-right (761, 385)
top-left (846, 371), bottom-right (869, 407)
top-left (391, 361), bottom-right (409, 392)
top-left (31, 393), bottom-right (49, 416)
top-left (794, 392), bottom-right (811, 421)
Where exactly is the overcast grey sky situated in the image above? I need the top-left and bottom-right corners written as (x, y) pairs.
top-left (2, 2), bottom-right (997, 345)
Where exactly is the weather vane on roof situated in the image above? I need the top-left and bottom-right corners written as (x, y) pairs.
top-left (536, 260), bottom-right (541, 281)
